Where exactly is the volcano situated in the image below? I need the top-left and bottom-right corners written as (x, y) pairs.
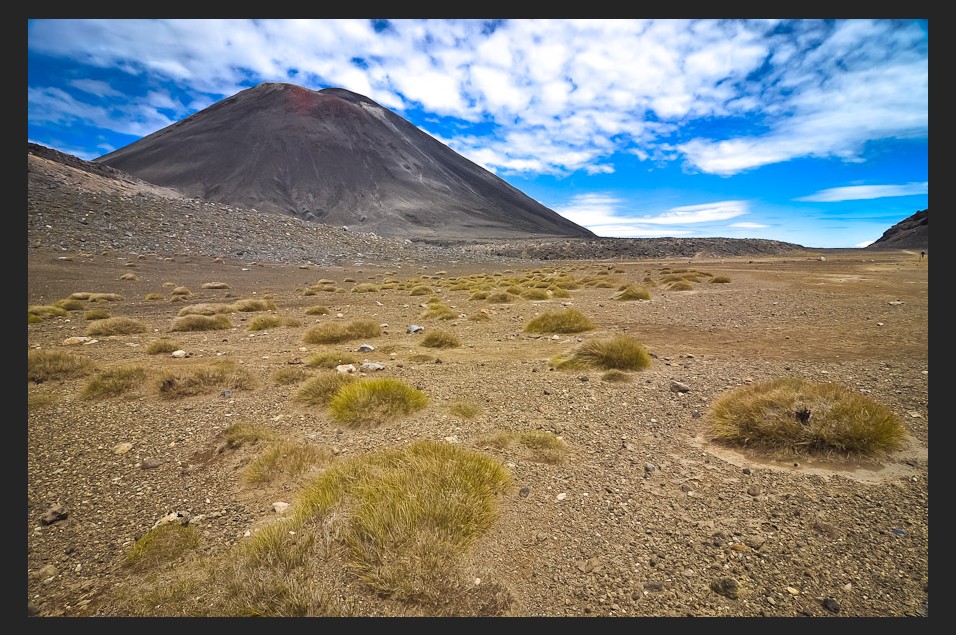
top-left (95, 82), bottom-right (595, 241)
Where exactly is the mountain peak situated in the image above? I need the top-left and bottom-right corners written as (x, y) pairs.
top-left (95, 82), bottom-right (593, 240)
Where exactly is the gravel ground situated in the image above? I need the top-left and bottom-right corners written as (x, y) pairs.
top-left (26, 150), bottom-right (929, 619)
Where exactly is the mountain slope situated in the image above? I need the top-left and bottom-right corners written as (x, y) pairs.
top-left (94, 82), bottom-right (595, 241)
top-left (865, 209), bottom-right (928, 249)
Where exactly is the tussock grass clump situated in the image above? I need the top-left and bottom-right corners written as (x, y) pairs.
top-left (28, 392), bottom-right (57, 409)
top-left (170, 314), bottom-right (233, 332)
top-left (468, 309), bottom-right (492, 321)
top-left (614, 285), bottom-right (651, 301)
top-left (243, 440), bottom-right (335, 485)
top-left (84, 292), bottom-right (124, 302)
top-left (272, 367), bottom-right (311, 385)
top-left (480, 430), bottom-right (567, 464)
top-left (706, 377), bottom-right (908, 458)
top-left (83, 308), bottom-right (110, 321)
top-left (524, 308), bottom-right (594, 334)
top-left (546, 285), bottom-right (572, 298)
top-left (85, 316), bottom-right (149, 336)
top-left (176, 303), bottom-right (234, 316)
top-left (144, 293), bottom-right (165, 301)
top-left (420, 330), bottom-right (461, 348)
top-left (54, 298), bottom-right (86, 311)
top-left (105, 441), bottom-right (509, 616)
top-left (119, 272), bottom-right (139, 281)
top-left (157, 360), bottom-right (255, 399)
top-left (468, 290), bottom-right (489, 301)
top-left (328, 378), bottom-right (427, 427)
top-left (552, 335), bottom-right (652, 371)
top-left (27, 305), bottom-right (68, 322)
top-left (169, 287), bottom-right (192, 298)
top-left (520, 288), bottom-right (550, 300)
top-left (448, 400), bottom-right (481, 418)
top-left (418, 304), bottom-right (457, 320)
top-left (305, 352), bottom-right (359, 369)
top-left (351, 283), bottom-right (379, 293)
top-left (28, 349), bottom-right (95, 382)
top-left (232, 298), bottom-right (278, 312)
top-left (287, 440), bottom-right (511, 605)
top-left (293, 373), bottom-right (358, 406)
top-left (223, 421), bottom-right (279, 448)
top-left (408, 285), bottom-right (434, 296)
top-left (81, 365), bottom-right (149, 399)
top-left (201, 282), bottom-right (231, 289)
top-left (124, 523), bottom-right (200, 571)
top-left (303, 319), bottom-right (381, 344)
top-left (145, 339), bottom-right (180, 355)
top-left (710, 276), bottom-right (732, 284)
top-left (247, 315), bottom-right (283, 331)
top-left (666, 280), bottom-right (695, 291)
top-left (305, 305), bottom-right (330, 315)
top-left (486, 291), bottom-right (517, 304)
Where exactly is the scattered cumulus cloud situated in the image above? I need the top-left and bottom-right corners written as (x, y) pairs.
top-left (27, 18), bottom-right (928, 180)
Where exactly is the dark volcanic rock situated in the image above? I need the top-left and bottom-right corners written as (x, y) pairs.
top-left (865, 209), bottom-right (927, 250)
top-left (94, 82), bottom-right (595, 241)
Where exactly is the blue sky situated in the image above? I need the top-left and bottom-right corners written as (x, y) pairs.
top-left (27, 18), bottom-right (928, 248)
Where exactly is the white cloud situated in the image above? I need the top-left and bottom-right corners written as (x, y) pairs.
top-left (27, 18), bottom-right (927, 185)
top-left (552, 195), bottom-right (750, 237)
top-left (796, 182), bottom-right (928, 202)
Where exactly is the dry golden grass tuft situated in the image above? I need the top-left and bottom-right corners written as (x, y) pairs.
top-left (303, 319), bottom-right (381, 344)
top-left (156, 360), bottom-right (255, 399)
top-left (28, 305), bottom-right (68, 322)
top-left (524, 308), bottom-right (594, 334)
top-left (247, 315), bottom-right (283, 331)
top-left (170, 314), bottom-right (233, 332)
top-left (272, 366), bottom-right (311, 385)
top-left (242, 440), bottom-right (335, 485)
top-left (145, 339), bottom-right (181, 355)
top-left (448, 400), bottom-right (482, 418)
top-left (81, 365), bottom-right (149, 399)
top-left (124, 523), bottom-right (200, 572)
top-left (28, 349), bottom-right (95, 382)
top-left (552, 335), bottom-right (652, 371)
top-left (84, 316), bottom-right (149, 336)
top-left (293, 372), bottom-right (357, 406)
top-left (328, 377), bottom-right (428, 427)
top-left (706, 377), bottom-right (908, 458)
top-left (420, 330), bottom-right (461, 348)
top-left (613, 285), bottom-right (651, 301)
top-left (222, 420), bottom-right (279, 448)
